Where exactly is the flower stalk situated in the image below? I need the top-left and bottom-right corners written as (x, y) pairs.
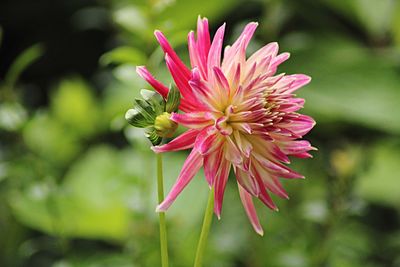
top-left (157, 153), bottom-right (169, 267)
top-left (194, 188), bottom-right (214, 267)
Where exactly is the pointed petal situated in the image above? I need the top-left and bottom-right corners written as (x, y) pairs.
top-left (252, 164), bottom-right (278, 210)
top-left (214, 158), bottom-right (231, 218)
top-left (170, 112), bottom-right (214, 129)
top-left (154, 30), bottom-right (191, 77)
top-left (224, 135), bottom-right (243, 165)
top-left (152, 129), bottom-right (199, 153)
top-left (196, 16), bottom-right (211, 72)
top-left (238, 183), bottom-right (264, 235)
top-left (234, 166), bottom-right (259, 196)
top-left (194, 127), bottom-right (224, 155)
top-left (247, 42), bottom-right (279, 67)
top-left (165, 53), bottom-right (198, 105)
top-left (156, 149), bottom-right (203, 212)
top-left (204, 148), bottom-right (224, 187)
top-left (224, 22), bottom-right (258, 63)
top-left (207, 23), bottom-right (225, 72)
top-left (136, 66), bottom-right (169, 98)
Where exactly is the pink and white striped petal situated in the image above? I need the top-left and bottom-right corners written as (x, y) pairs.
top-left (156, 149), bottom-right (203, 212)
top-left (152, 129), bottom-right (199, 153)
top-left (214, 158), bottom-right (231, 219)
top-left (170, 112), bottom-right (214, 129)
top-left (238, 183), bottom-right (264, 235)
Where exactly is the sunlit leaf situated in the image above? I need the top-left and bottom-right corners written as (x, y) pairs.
top-left (356, 141), bottom-right (400, 208)
top-left (51, 78), bottom-right (103, 138)
top-left (100, 46), bottom-right (147, 66)
top-left (0, 102), bottom-right (27, 131)
top-left (22, 112), bottom-right (81, 165)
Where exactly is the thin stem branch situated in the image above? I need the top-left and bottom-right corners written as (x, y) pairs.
top-left (194, 188), bottom-right (214, 267)
top-left (156, 153), bottom-right (169, 267)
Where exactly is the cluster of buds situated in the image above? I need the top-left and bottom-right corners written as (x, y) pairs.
top-left (125, 86), bottom-right (180, 145)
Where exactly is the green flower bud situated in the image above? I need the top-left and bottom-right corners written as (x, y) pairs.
top-left (154, 112), bottom-right (177, 138)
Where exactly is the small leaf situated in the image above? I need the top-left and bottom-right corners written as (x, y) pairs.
top-left (125, 108), bottom-right (153, 128)
top-left (4, 44), bottom-right (44, 89)
top-left (145, 128), bottom-right (162, 146)
top-left (165, 86), bottom-right (181, 113)
top-left (140, 89), bottom-right (165, 115)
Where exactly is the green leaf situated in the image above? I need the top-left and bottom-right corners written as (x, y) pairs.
top-left (22, 112), bottom-right (81, 165)
top-left (323, 0), bottom-right (395, 39)
top-left (0, 102), bottom-right (27, 131)
top-left (282, 36), bottom-right (400, 134)
top-left (51, 78), bottom-right (103, 138)
top-left (165, 86), bottom-right (181, 113)
top-left (8, 146), bottom-right (150, 241)
top-left (356, 141), bottom-right (400, 208)
top-left (100, 46), bottom-right (147, 66)
top-left (4, 44), bottom-right (44, 89)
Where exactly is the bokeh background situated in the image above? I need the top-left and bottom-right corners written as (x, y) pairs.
top-left (1, 0), bottom-right (400, 266)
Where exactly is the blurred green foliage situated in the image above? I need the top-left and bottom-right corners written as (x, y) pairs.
top-left (1, 0), bottom-right (400, 267)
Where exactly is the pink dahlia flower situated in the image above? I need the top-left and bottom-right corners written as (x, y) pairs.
top-left (137, 17), bottom-right (316, 235)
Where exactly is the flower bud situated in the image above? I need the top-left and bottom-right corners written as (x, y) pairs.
top-left (154, 112), bottom-right (177, 138)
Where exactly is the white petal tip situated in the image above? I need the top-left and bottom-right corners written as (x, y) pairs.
top-left (256, 229), bottom-right (264, 236)
top-left (155, 205), bottom-right (165, 213)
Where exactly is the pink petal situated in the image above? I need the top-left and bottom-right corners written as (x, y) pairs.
top-left (247, 42), bottom-right (279, 67)
top-left (214, 158), bottom-right (231, 219)
top-left (204, 148), bottom-right (224, 186)
top-left (194, 127), bottom-right (224, 155)
top-left (286, 74), bottom-right (311, 93)
top-left (280, 114), bottom-right (316, 137)
top-left (196, 16), bottom-right (211, 71)
top-left (170, 112), bottom-right (214, 129)
top-left (252, 164), bottom-right (278, 210)
top-left (279, 140), bottom-right (316, 155)
top-left (207, 23), bottom-right (225, 72)
top-left (268, 52), bottom-right (290, 75)
top-left (224, 135), bottom-right (243, 165)
top-left (212, 67), bottom-right (230, 97)
top-left (224, 22), bottom-right (258, 63)
top-left (165, 53), bottom-right (198, 105)
top-left (156, 149), bottom-right (203, 212)
top-left (233, 130), bottom-right (252, 157)
top-left (252, 161), bottom-right (289, 199)
top-left (234, 166), bottom-right (259, 196)
top-left (188, 31), bottom-right (206, 78)
top-left (154, 30), bottom-right (191, 78)
top-left (136, 66), bottom-right (169, 98)
top-left (238, 183), bottom-right (264, 235)
top-left (151, 129), bottom-right (199, 153)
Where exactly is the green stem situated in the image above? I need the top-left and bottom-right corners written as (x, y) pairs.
top-left (156, 153), bottom-right (169, 267)
top-left (194, 188), bottom-right (214, 267)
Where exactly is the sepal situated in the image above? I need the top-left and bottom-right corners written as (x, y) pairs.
top-left (165, 86), bottom-right (181, 113)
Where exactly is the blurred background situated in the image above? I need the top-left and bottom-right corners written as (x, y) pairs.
top-left (1, 0), bottom-right (400, 266)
